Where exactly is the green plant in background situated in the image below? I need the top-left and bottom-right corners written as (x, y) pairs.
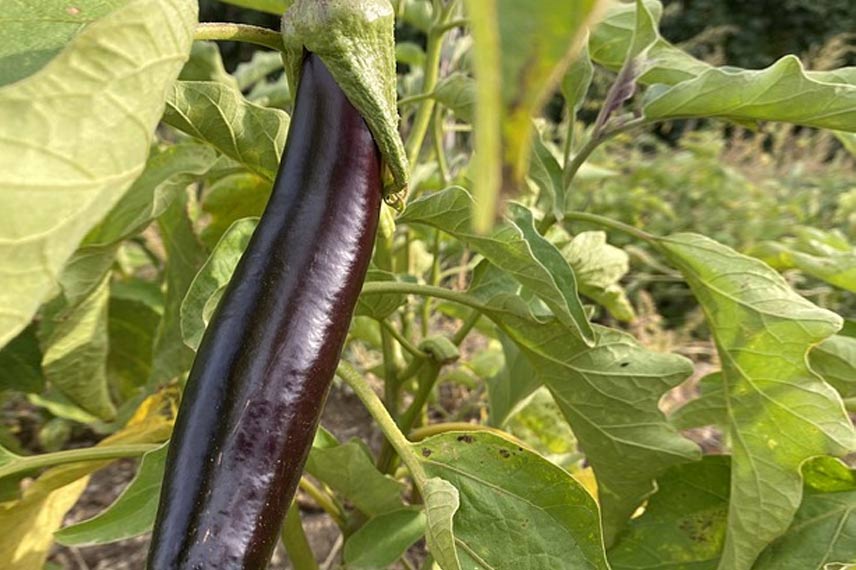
top-left (1, 0), bottom-right (856, 569)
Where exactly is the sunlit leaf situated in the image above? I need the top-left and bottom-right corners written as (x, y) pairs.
top-left (0, 0), bottom-right (197, 348)
top-left (163, 81), bottom-right (290, 181)
top-left (400, 187), bottom-right (593, 343)
top-left (659, 233), bottom-right (856, 570)
top-left (417, 432), bottom-right (610, 569)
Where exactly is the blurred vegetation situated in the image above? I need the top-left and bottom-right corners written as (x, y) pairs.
top-left (661, 0), bottom-right (856, 69)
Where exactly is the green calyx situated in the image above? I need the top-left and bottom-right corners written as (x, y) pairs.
top-left (282, 0), bottom-right (409, 197)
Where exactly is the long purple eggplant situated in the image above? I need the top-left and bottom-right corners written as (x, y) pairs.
top-left (147, 53), bottom-right (382, 569)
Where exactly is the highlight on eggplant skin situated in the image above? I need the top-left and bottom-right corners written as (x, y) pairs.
top-left (146, 53), bottom-right (382, 570)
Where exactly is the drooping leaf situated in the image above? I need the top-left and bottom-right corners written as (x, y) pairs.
top-left (40, 275), bottom-right (115, 421)
top-left (465, 261), bottom-right (700, 542)
top-left (304, 439), bottom-right (404, 517)
top-left (463, 0), bottom-right (602, 231)
top-left (0, 0), bottom-right (128, 87)
top-left (608, 455), bottom-right (730, 570)
top-left (149, 190), bottom-right (207, 385)
top-left (0, 326), bottom-right (44, 394)
top-left (658, 232), bottom-right (856, 570)
top-left (54, 443), bottom-right (168, 545)
top-left (181, 218), bottom-right (258, 351)
top-left (417, 432), bottom-right (610, 570)
top-left (0, 392), bottom-right (173, 569)
top-left (163, 81), bottom-right (290, 181)
top-left (644, 56), bottom-right (856, 132)
top-left (343, 508), bottom-right (427, 569)
top-left (422, 477), bottom-right (462, 570)
top-left (400, 187), bottom-right (593, 344)
top-left (0, 0), bottom-right (197, 348)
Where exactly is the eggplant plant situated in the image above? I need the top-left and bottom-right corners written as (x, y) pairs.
top-left (1, 1), bottom-right (855, 569)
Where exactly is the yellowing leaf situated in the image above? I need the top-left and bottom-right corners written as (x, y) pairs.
top-left (0, 0), bottom-right (198, 348)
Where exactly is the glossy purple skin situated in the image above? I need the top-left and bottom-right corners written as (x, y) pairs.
top-left (147, 54), bottom-right (381, 570)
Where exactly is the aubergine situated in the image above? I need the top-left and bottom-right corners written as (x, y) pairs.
top-left (147, 53), bottom-right (382, 569)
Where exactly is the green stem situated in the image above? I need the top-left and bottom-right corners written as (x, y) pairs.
top-left (398, 362), bottom-right (442, 436)
top-left (337, 362), bottom-right (427, 485)
top-left (563, 211), bottom-right (656, 243)
top-left (0, 443), bottom-right (159, 480)
top-left (398, 92), bottom-right (433, 107)
top-left (409, 422), bottom-right (520, 443)
top-left (433, 107), bottom-right (451, 184)
top-left (298, 477), bottom-right (346, 528)
top-left (281, 502), bottom-right (320, 570)
top-left (380, 319), bottom-right (426, 358)
top-left (451, 310), bottom-right (481, 346)
top-left (404, 6), bottom-right (456, 169)
top-left (380, 327), bottom-right (400, 417)
top-left (435, 18), bottom-right (469, 34)
top-left (537, 117), bottom-right (649, 234)
top-left (421, 229), bottom-right (443, 337)
top-left (362, 281), bottom-right (484, 313)
top-left (194, 23), bottom-right (284, 52)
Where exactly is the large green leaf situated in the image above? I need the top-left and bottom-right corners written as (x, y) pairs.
top-left (0, 0), bottom-right (128, 87)
top-left (466, 262), bottom-right (699, 542)
top-left (40, 275), bottom-right (115, 420)
top-left (400, 187), bottom-right (593, 344)
top-left (658, 233), bottom-right (856, 570)
top-left (589, 0), bottom-right (856, 132)
top-left (181, 218), bottom-right (258, 351)
top-left (644, 56), bottom-right (856, 132)
top-left (609, 456), bottom-right (856, 569)
top-left (462, 0), bottom-right (602, 231)
top-left (608, 456), bottom-right (730, 570)
top-left (107, 281), bottom-right (163, 395)
top-left (0, 0), bottom-right (197, 349)
top-left (54, 443), bottom-right (168, 545)
top-left (416, 432), bottom-right (609, 570)
top-left (163, 80), bottom-right (290, 181)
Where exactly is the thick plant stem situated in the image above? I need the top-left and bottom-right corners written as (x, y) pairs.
top-left (451, 310), bottom-right (481, 346)
top-left (337, 362), bottom-right (428, 486)
top-left (281, 502), bottom-right (319, 570)
top-left (194, 23), bottom-right (284, 52)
